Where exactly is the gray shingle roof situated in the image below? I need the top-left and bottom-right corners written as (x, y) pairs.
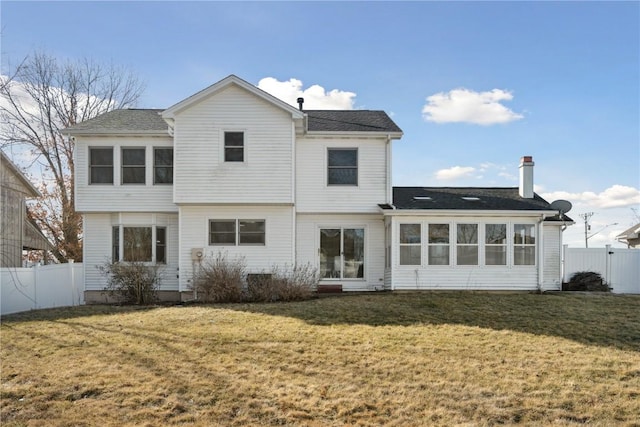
top-left (65, 108), bottom-right (402, 134)
top-left (305, 110), bottom-right (402, 133)
top-left (392, 187), bottom-right (555, 211)
top-left (64, 109), bottom-right (167, 134)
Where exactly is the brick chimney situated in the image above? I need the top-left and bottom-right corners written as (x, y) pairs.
top-left (519, 156), bottom-right (534, 199)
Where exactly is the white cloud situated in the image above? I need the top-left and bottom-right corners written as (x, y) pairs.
top-left (435, 166), bottom-right (476, 181)
top-left (257, 77), bottom-right (355, 110)
top-left (422, 88), bottom-right (524, 125)
top-left (541, 185), bottom-right (640, 209)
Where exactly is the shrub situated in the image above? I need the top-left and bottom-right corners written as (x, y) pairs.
top-left (98, 261), bottom-right (161, 305)
top-left (246, 264), bottom-right (318, 302)
top-left (563, 271), bottom-right (611, 292)
top-left (192, 252), bottom-right (246, 303)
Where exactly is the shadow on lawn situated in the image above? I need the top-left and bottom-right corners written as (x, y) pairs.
top-left (231, 292), bottom-right (640, 352)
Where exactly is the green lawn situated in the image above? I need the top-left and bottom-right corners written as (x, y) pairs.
top-left (1, 292), bottom-right (639, 426)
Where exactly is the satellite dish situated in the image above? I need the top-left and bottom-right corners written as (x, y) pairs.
top-left (550, 199), bottom-right (572, 215)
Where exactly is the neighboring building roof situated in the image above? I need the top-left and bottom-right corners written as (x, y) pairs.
top-left (390, 187), bottom-right (557, 212)
top-left (64, 109), bottom-right (167, 135)
top-left (616, 223), bottom-right (640, 241)
top-left (1, 151), bottom-right (41, 197)
top-left (305, 110), bottom-right (402, 134)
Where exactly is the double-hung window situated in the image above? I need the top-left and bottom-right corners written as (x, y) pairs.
top-left (154, 147), bottom-right (173, 184)
top-left (456, 224), bottom-right (478, 265)
top-left (89, 147), bottom-right (113, 184)
top-left (122, 148), bottom-right (146, 184)
top-left (399, 224), bottom-right (421, 265)
top-left (224, 132), bottom-right (244, 162)
top-left (209, 219), bottom-right (265, 246)
top-left (327, 148), bottom-right (358, 185)
top-left (428, 224), bottom-right (450, 265)
top-left (514, 224), bottom-right (536, 265)
top-left (485, 224), bottom-right (507, 265)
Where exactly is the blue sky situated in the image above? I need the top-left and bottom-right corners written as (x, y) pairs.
top-left (2, 1), bottom-right (639, 247)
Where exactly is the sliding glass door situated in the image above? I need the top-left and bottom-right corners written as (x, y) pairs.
top-left (320, 228), bottom-right (364, 279)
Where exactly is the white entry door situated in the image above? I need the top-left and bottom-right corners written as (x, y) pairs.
top-left (319, 228), bottom-right (365, 279)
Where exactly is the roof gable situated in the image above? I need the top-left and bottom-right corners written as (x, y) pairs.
top-left (162, 75), bottom-right (305, 120)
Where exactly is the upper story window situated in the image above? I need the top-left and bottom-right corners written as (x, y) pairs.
top-left (154, 147), bottom-right (173, 184)
top-left (456, 224), bottom-right (478, 265)
top-left (89, 147), bottom-right (113, 184)
top-left (514, 224), bottom-right (536, 265)
top-left (122, 148), bottom-right (145, 184)
top-left (399, 224), bottom-right (421, 265)
top-left (328, 148), bottom-right (358, 186)
top-left (485, 224), bottom-right (507, 265)
top-left (224, 132), bottom-right (244, 162)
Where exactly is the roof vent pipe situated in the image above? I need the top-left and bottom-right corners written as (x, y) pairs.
top-left (519, 156), bottom-right (535, 199)
top-left (297, 97), bottom-right (304, 111)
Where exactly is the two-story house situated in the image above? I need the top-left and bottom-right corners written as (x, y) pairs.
top-left (66, 75), bottom-right (568, 302)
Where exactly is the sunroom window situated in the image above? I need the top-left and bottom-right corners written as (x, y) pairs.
top-left (428, 224), bottom-right (450, 265)
top-left (399, 224), bottom-right (421, 265)
top-left (514, 224), bottom-right (536, 265)
top-left (456, 224), bottom-right (478, 265)
top-left (485, 224), bottom-right (507, 265)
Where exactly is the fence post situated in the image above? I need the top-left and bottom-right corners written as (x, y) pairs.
top-left (605, 245), bottom-right (611, 287)
top-left (69, 260), bottom-right (76, 306)
top-left (33, 263), bottom-right (39, 310)
top-left (562, 244), bottom-right (568, 283)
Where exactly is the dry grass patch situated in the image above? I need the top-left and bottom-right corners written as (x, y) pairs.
top-left (1, 292), bottom-right (639, 426)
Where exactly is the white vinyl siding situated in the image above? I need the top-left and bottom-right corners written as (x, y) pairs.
top-left (296, 136), bottom-right (387, 213)
top-left (82, 213), bottom-right (179, 292)
top-left (75, 136), bottom-right (176, 213)
top-left (178, 205), bottom-right (294, 291)
top-left (172, 85), bottom-right (294, 204)
top-left (296, 214), bottom-right (385, 292)
top-left (543, 224), bottom-right (562, 290)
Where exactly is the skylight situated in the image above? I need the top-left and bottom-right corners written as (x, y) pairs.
top-left (413, 196), bottom-right (432, 201)
top-left (461, 196), bottom-right (481, 201)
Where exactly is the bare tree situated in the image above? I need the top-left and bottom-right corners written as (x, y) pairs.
top-left (1, 52), bottom-right (145, 262)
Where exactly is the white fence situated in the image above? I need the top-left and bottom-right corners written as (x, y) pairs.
top-left (563, 245), bottom-right (640, 294)
top-left (1, 263), bottom-right (84, 316)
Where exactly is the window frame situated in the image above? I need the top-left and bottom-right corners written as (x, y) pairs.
top-left (456, 223), bottom-right (479, 266)
top-left (111, 225), bottom-right (166, 264)
top-left (327, 148), bottom-right (358, 186)
top-left (153, 147), bottom-right (173, 185)
top-left (485, 223), bottom-right (507, 266)
top-left (224, 131), bottom-right (245, 163)
top-left (208, 219), bottom-right (266, 246)
top-left (427, 223), bottom-right (450, 266)
top-left (399, 223), bottom-right (422, 266)
top-left (121, 147), bottom-right (146, 185)
top-left (513, 223), bottom-right (536, 266)
top-left (89, 147), bottom-right (114, 185)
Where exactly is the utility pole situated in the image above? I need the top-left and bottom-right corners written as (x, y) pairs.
top-left (579, 212), bottom-right (594, 248)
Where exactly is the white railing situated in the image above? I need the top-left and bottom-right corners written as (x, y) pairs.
top-left (563, 245), bottom-right (640, 294)
top-left (1, 263), bottom-right (84, 316)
